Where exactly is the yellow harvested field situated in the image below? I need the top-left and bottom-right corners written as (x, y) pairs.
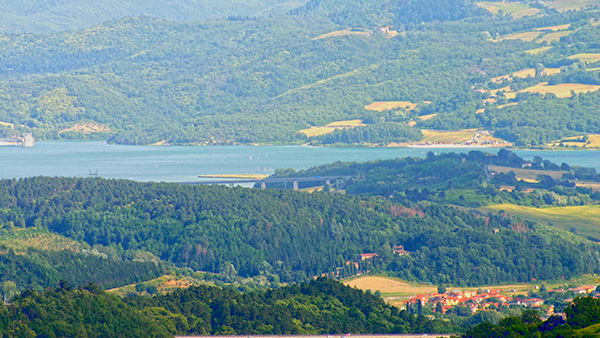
top-left (542, 68), bottom-right (562, 76)
top-left (344, 276), bottom-right (437, 296)
top-left (0, 121), bottom-right (14, 129)
top-left (526, 46), bottom-right (553, 54)
top-left (534, 24), bottom-right (571, 31)
top-left (504, 92), bottom-right (517, 99)
top-left (314, 29), bottom-right (371, 40)
top-left (365, 101), bottom-right (418, 111)
top-left (420, 130), bottom-right (476, 143)
top-left (549, 134), bottom-right (600, 148)
top-left (545, 0), bottom-right (600, 11)
top-left (491, 31), bottom-right (542, 42)
top-left (490, 85), bottom-right (512, 95)
top-left (537, 30), bottom-right (573, 43)
top-left (300, 185), bottom-right (324, 193)
top-left (299, 120), bottom-right (365, 137)
top-left (299, 126), bottom-right (337, 137)
top-left (569, 53), bottom-right (600, 63)
top-left (513, 68), bottom-right (536, 78)
top-left (108, 275), bottom-right (200, 297)
top-left (489, 165), bottom-right (568, 180)
top-left (520, 82), bottom-right (600, 98)
top-left (326, 119), bottom-right (365, 127)
top-left (419, 113), bottom-right (438, 121)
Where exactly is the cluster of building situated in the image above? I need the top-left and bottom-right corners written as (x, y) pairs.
top-left (406, 284), bottom-right (598, 316)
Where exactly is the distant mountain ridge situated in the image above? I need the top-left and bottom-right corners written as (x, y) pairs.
top-left (0, 0), bottom-right (303, 33)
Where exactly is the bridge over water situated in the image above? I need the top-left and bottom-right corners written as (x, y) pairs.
top-left (182, 176), bottom-right (351, 190)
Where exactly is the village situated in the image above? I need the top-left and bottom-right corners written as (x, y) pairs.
top-left (405, 284), bottom-right (599, 318)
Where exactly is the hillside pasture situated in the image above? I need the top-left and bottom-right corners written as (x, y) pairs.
top-left (315, 29), bottom-right (371, 40)
top-left (420, 129), bottom-right (477, 143)
top-left (537, 30), bottom-right (573, 43)
top-left (491, 31), bottom-right (542, 42)
top-left (344, 276), bottom-right (437, 297)
top-left (545, 0), bottom-right (600, 11)
top-left (569, 53), bottom-right (600, 63)
top-left (526, 46), bottom-right (553, 54)
top-left (519, 82), bottom-right (600, 98)
top-left (477, 204), bottom-right (600, 240)
top-left (108, 275), bottom-right (201, 297)
top-left (534, 24), bottom-right (572, 31)
top-left (299, 119), bottom-right (365, 137)
top-left (513, 68), bottom-right (536, 78)
top-left (477, 2), bottom-right (541, 18)
top-left (365, 101), bottom-right (418, 111)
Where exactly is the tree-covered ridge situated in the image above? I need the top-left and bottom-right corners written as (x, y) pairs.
top-left (0, 2), bottom-right (598, 145)
top-left (0, 279), bottom-right (441, 337)
top-left (131, 278), bottom-right (440, 335)
top-left (0, 175), bottom-right (598, 288)
top-left (272, 149), bottom-right (600, 207)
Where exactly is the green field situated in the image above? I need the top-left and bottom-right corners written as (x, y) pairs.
top-left (477, 2), bottom-right (541, 18)
top-left (477, 204), bottom-right (600, 239)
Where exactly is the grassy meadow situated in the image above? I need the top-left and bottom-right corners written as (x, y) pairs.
top-left (477, 2), bottom-right (541, 18)
top-left (478, 204), bottom-right (600, 239)
top-left (0, 227), bottom-right (85, 254)
top-left (299, 119), bottom-right (365, 137)
top-left (568, 53), bottom-right (600, 63)
top-left (420, 129), bottom-right (477, 143)
top-left (545, 0), bottom-right (600, 11)
top-left (519, 82), bottom-right (600, 98)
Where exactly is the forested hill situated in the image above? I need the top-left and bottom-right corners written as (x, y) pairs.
top-left (0, 175), bottom-right (598, 293)
top-left (0, 1), bottom-right (600, 146)
top-left (290, 0), bottom-right (489, 28)
top-left (0, 0), bottom-right (303, 33)
top-left (0, 279), bottom-right (440, 337)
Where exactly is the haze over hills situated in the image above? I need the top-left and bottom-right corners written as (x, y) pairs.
top-left (0, 0), bottom-right (599, 146)
top-left (0, 0), bottom-right (304, 33)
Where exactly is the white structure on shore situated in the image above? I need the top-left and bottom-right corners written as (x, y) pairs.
top-left (22, 134), bottom-right (34, 147)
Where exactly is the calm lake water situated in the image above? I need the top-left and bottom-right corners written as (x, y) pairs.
top-left (1, 141), bottom-right (599, 182)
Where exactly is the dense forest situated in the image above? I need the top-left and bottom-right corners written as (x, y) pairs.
top-left (0, 0), bottom-right (598, 145)
top-left (0, 279), bottom-right (439, 337)
top-left (0, 167), bottom-right (598, 294)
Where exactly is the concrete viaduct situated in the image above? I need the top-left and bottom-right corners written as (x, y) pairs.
top-left (181, 176), bottom-right (351, 190)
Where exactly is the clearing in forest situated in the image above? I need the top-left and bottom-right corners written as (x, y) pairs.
top-left (534, 24), bottom-right (572, 31)
top-left (0, 227), bottom-right (84, 254)
top-left (477, 2), bottom-right (541, 18)
top-left (491, 31), bottom-right (542, 42)
top-left (299, 119), bottom-right (366, 137)
top-left (490, 68), bottom-right (560, 83)
top-left (519, 82), bottom-right (600, 98)
top-left (108, 275), bottom-right (200, 296)
top-left (545, 0), bottom-right (600, 11)
top-left (526, 46), bottom-right (553, 54)
top-left (314, 29), bottom-right (371, 39)
top-left (568, 53), bottom-right (600, 63)
top-left (365, 101), bottom-right (418, 111)
top-left (0, 121), bottom-right (14, 129)
top-left (477, 204), bottom-right (600, 239)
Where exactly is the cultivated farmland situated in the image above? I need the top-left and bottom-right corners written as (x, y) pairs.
top-left (519, 82), bottom-right (600, 98)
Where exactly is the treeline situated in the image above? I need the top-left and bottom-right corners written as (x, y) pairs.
top-left (0, 279), bottom-right (441, 337)
top-left (0, 175), bottom-right (598, 287)
top-left (311, 122), bottom-right (423, 145)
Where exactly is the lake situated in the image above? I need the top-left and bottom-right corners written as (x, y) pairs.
top-left (1, 141), bottom-right (599, 182)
